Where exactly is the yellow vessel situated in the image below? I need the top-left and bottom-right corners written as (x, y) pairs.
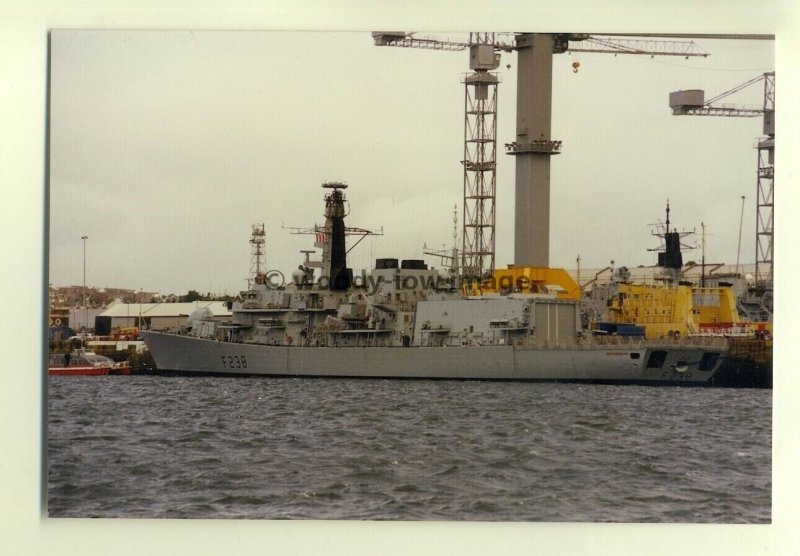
top-left (604, 282), bottom-right (744, 339)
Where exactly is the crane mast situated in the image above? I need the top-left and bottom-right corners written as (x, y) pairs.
top-left (462, 34), bottom-right (500, 278)
top-left (757, 73), bottom-right (775, 290)
top-left (507, 33), bottom-right (559, 268)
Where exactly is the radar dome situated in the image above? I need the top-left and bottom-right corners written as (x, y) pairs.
top-left (187, 306), bottom-right (213, 328)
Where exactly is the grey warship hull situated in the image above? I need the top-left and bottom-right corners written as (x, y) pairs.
top-left (141, 331), bottom-right (726, 385)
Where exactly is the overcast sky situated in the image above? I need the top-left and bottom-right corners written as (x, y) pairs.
top-left (48, 30), bottom-right (774, 295)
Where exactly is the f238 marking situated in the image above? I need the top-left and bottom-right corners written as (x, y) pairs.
top-left (220, 355), bottom-right (247, 369)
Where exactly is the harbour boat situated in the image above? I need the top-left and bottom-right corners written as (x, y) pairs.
top-left (141, 183), bottom-right (728, 385)
top-left (48, 348), bottom-right (132, 376)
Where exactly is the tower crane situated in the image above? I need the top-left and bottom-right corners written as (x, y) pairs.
top-left (668, 72), bottom-right (775, 300)
top-left (374, 32), bottom-right (513, 279)
top-left (373, 32), bottom-right (709, 279)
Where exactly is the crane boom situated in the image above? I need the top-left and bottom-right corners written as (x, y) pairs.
top-left (567, 36), bottom-right (708, 57)
top-left (671, 105), bottom-right (763, 117)
top-left (373, 32), bottom-right (707, 57)
top-left (670, 72), bottom-right (773, 117)
top-left (372, 32), bottom-right (467, 51)
top-left (598, 33), bottom-right (773, 40)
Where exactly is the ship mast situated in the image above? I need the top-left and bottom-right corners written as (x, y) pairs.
top-left (700, 222), bottom-right (706, 288)
top-left (451, 204), bottom-right (460, 278)
top-left (249, 223), bottom-right (266, 288)
top-left (422, 204), bottom-right (461, 288)
top-left (648, 200), bottom-right (694, 284)
top-left (285, 182), bottom-right (381, 290)
top-left (321, 182), bottom-right (351, 291)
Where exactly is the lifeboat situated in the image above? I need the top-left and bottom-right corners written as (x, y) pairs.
top-left (48, 349), bottom-right (132, 376)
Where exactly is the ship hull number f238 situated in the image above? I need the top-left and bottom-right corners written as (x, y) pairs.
top-left (220, 355), bottom-right (247, 369)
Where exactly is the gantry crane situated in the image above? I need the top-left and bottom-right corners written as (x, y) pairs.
top-left (373, 32), bottom-right (709, 278)
top-left (669, 72), bottom-right (775, 298)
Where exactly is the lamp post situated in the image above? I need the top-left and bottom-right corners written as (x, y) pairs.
top-left (736, 196), bottom-right (745, 277)
top-left (81, 235), bottom-right (88, 337)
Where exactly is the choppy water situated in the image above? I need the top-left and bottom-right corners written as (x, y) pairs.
top-left (47, 377), bottom-right (771, 522)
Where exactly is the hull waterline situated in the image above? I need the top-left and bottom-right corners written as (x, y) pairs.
top-left (141, 331), bottom-right (723, 385)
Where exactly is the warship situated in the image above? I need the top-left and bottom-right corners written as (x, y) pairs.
top-left (141, 183), bottom-right (729, 385)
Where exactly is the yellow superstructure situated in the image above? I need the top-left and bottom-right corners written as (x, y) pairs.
top-left (606, 282), bottom-right (742, 339)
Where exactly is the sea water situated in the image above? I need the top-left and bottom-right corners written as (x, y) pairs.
top-left (47, 376), bottom-right (771, 522)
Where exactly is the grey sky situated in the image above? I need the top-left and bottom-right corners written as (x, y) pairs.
top-left (49, 30), bottom-right (774, 296)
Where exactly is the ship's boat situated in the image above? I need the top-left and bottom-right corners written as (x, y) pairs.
top-left (141, 183), bottom-right (728, 385)
top-left (48, 348), bottom-right (132, 376)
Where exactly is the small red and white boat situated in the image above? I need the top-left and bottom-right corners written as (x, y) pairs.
top-left (48, 348), bottom-right (132, 376)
